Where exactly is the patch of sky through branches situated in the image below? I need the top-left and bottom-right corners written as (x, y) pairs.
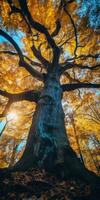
top-left (0, 17), bottom-right (25, 50)
top-left (76, 0), bottom-right (100, 31)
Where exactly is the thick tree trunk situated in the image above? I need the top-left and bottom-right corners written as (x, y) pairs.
top-left (1, 75), bottom-right (100, 185)
top-left (12, 76), bottom-right (69, 172)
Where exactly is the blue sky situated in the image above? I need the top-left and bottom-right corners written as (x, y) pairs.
top-left (0, 121), bottom-right (6, 135)
top-left (76, 0), bottom-right (100, 30)
top-left (16, 140), bottom-right (26, 152)
top-left (0, 120), bottom-right (26, 152)
top-left (0, 29), bottom-right (25, 50)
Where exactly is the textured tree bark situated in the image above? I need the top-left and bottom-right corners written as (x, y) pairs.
top-left (1, 75), bottom-right (100, 185)
top-left (12, 75), bottom-right (70, 172)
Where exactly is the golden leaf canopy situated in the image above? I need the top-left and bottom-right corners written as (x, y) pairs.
top-left (0, 0), bottom-right (100, 173)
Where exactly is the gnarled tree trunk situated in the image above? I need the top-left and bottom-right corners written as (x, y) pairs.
top-left (0, 75), bottom-right (99, 187)
top-left (13, 75), bottom-right (69, 172)
top-left (8, 75), bottom-right (99, 185)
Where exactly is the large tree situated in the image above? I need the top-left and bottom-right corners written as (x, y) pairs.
top-left (0, 0), bottom-right (100, 185)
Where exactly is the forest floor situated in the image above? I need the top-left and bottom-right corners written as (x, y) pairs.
top-left (0, 168), bottom-right (100, 200)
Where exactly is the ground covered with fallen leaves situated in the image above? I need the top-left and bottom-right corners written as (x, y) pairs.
top-left (0, 168), bottom-right (100, 200)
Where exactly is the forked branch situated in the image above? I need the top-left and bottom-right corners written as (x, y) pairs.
top-left (0, 50), bottom-right (43, 69)
top-left (0, 90), bottom-right (40, 117)
top-left (0, 30), bottom-right (44, 80)
top-left (7, 0), bottom-right (52, 70)
top-left (18, 0), bottom-right (60, 69)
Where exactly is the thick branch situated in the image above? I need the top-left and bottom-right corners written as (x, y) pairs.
top-left (0, 29), bottom-right (23, 59)
top-left (18, 0), bottom-right (60, 69)
top-left (51, 19), bottom-right (61, 37)
top-left (0, 90), bottom-right (40, 103)
top-left (31, 44), bottom-right (50, 69)
top-left (62, 83), bottom-right (100, 92)
top-left (7, 0), bottom-right (60, 72)
top-left (0, 90), bottom-right (40, 117)
top-left (7, 0), bottom-right (51, 69)
top-left (7, 0), bottom-right (32, 33)
top-left (0, 30), bottom-right (44, 80)
top-left (64, 54), bottom-right (100, 62)
top-left (60, 62), bottom-right (100, 74)
top-left (0, 50), bottom-right (43, 69)
top-left (18, 0), bottom-right (58, 50)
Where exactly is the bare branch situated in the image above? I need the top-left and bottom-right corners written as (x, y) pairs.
top-left (0, 50), bottom-right (43, 69)
top-left (64, 71), bottom-right (80, 83)
top-left (89, 104), bottom-right (100, 122)
top-left (51, 19), bottom-right (61, 37)
top-left (18, 0), bottom-right (60, 69)
top-left (18, 0), bottom-right (58, 49)
top-left (76, 54), bottom-right (100, 60)
top-left (63, 6), bottom-right (78, 57)
top-left (7, 0), bottom-right (32, 33)
top-left (0, 90), bottom-right (40, 102)
top-left (31, 44), bottom-right (50, 69)
top-left (65, 54), bottom-right (100, 62)
top-left (0, 30), bottom-right (44, 80)
top-left (0, 89), bottom-right (40, 117)
top-left (0, 29), bottom-right (23, 59)
top-left (57, 0), bottom-right (75, 12)
top-left (62, 83), bottom-right (100, 92)
top-left (59, 36), bottom-right (73, 48)
top-left (60, 62), bottom-right (100, 74)
top-left (8, 0), bottom-right (50, 68)
top-left (78, 113), bottom-right (100, 125)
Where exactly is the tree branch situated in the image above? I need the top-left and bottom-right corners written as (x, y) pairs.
top-left (0, 30), bottom-right (44, 80)
top-left (63, 6), bottom-right (78, 57)
top-left (60, 62), bottom-right (100, 74)
top-left (64, 71), bottom-right (80, 83)
top-left (51, 19), bottom-right (61, 37)
top-left (64, 54), bottom-right (100, 62)
top-left (7, 0), bottom-right (51, 70)
top-left (0, 50), bottom-right (43, 69)
top-left (18, 0), bottom-right (58, 50)
top-left (7, 0), bottom-right (32, 33)
top-left (18, 0), bottom-right (60, 70)
top-left (59, 36), bottom-right (73, 48)
top-left (0, 90), bottom-right (40, 117)
top-left (31, 44), bottom-right (50, 69)
top-left (62, 83), bottom-right (100, 92)
top-left (0, 29), bottom-right (23, 59)
top-left (0, 90), bottom-right (40, 102)
top-left (76, 54), bottom-right (100, 60)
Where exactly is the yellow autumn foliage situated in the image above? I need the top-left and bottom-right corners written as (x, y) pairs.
top-left (0, 0), bottom-right (99, 172)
